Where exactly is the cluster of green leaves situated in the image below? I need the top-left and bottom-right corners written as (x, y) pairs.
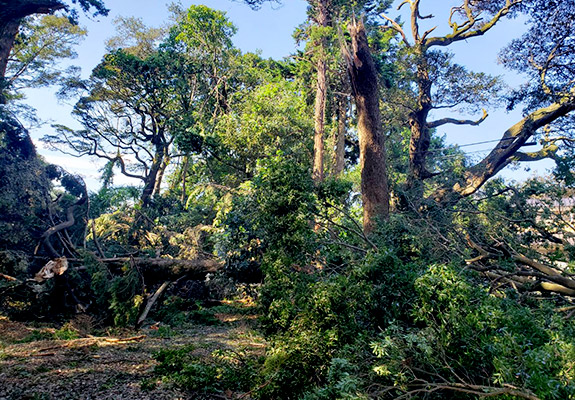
top-left (74, 252), bottom-right (144, 327)
top-left (152, 344), bottom-right (263, 395)
top-left (371, 264), bottom-right (575, 399)
top-left (208, 151), bottom-right (575, 399)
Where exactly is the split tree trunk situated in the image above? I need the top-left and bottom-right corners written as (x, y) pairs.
top-left (347, 20), bottom-right (390, 233)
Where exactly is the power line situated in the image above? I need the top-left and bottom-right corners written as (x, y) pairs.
top-left (425, 136), bottom-right (518, 154)
top-left (435, 148), bottom-right (494, 160)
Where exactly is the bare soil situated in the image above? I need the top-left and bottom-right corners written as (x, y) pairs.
top-left (0, 315), bottom-right (265, 400)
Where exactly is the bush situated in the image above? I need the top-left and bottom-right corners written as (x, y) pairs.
top-left (153, 345), bottom-right (263, 395)
top-left (370, 264), bottom-right (575, 399)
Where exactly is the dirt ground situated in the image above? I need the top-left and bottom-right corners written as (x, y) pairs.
top-left (0, 315), bottom-right (265, 400)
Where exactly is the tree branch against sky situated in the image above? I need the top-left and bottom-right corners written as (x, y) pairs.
top-left (0, 0), bottom-right (107, 103)
top-left (379, 0), bottom-right (575, 206)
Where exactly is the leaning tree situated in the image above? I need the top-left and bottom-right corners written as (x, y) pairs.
top-left (379, 0), bottom-right (575, 206)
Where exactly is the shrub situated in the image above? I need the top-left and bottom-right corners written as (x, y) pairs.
top-left (153, 345), bottom-right (263, 395)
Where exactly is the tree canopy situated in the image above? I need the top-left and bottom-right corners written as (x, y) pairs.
top-left (2, 2), bottom-right (575, 399)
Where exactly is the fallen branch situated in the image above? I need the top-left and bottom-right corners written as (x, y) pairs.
top-left (466, 238), bottom-right (575, 296)
top-left (378, 381), bottom-right (540, 400)
top-left (0, 273), bottom-right (21, 282)
top-left (136, 281), bottom-right (171, 329)
top-left (67, 256), bottom-right (222, 279)
top-left (104, 335), bottom-right (146, 343)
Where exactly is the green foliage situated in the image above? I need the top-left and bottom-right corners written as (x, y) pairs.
top-left (6, 15), bottom-right (86, 98)
top-left (215, 80), bottom-right (313, 176)
top-left (301, 358), bottom-right (367, 400)
top-left (370, 264), bottom-right (575, 399)
top-left (153, 345), bottom-right (262, 394)
top-left (176, 5), bottom-right (237, 55)
top-left (79, 252), bottom-right (144, 327)
top-left (107, 267), bottom-right (143, 327)
top-left (216, 152), bottom-right (316, 281)
top-left (0, 111), bottom-right (51, 252)
top-left (52, 325), bottom-right (80, 340)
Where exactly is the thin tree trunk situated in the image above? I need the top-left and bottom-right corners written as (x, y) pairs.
top-left (346, 19), bottom-right (390, 233)
top-left (181, 155), bottom-right (189, 205)
top-left (312, 0), bottom-right (329, 183)
top-left (334, 95), bottom-right (347, 176)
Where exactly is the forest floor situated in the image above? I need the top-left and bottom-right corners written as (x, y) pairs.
top-left (0, 308), bottom-right (265, 400)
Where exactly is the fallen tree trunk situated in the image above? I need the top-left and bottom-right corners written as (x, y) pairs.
top-left (69, 256), bottom-right (223, 280)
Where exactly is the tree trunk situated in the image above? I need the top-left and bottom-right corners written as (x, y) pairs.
top-left (0, 19), bottom-right (19, 79)
top-left (333, 95), bottom-right (347, 176)
top-left (312, 0), bottom-right (329, 183)
top-left (152, 154), bottom-right (169, 197)
top-left (0, 18), bottom-right (19, 104)
top-left (181, 155), bottom-right (189, 205)
top-left (141, 141), bottom-right (169, 207)
top-left (141, 156), bottom-right (162, 207)
top-left (405, 50), bottom-right (433, 204)
top-left (347, 19), bottom-right (390, 233)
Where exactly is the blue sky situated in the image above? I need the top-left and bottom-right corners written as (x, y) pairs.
top-left (24, 0), bottom-right (553, 190)
top-left (27, 0), bottom-right (309, 188)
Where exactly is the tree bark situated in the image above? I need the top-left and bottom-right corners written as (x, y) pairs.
top-left (312, 0), bottom-right (329, 183)
top-left (0, 19), bottom-right (19, 81)
top-left (333, 95), bottom-right (347, 176)
top-left (93, 257), bottom-right (222, 280)
top-left (141, 141), bottom-right (169, 208)
top-left (347, 19), bottom-right (390, 233)
top-left (405, 48), bottom-right (433, 204)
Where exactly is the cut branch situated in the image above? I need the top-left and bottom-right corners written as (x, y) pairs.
top-left (136, 280), bottom-right (171, 329)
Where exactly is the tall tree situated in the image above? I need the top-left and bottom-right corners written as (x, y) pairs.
top-left (45, 6), bottom-right (239, 207)
top-left (345, 19), bottom-right (390, 232)
top-left (380, 0), bottom-right (575, 206)
top-left (47, 50), bottom-right (180, 207)
top-left (310, 0), bottom-right (330, 183)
